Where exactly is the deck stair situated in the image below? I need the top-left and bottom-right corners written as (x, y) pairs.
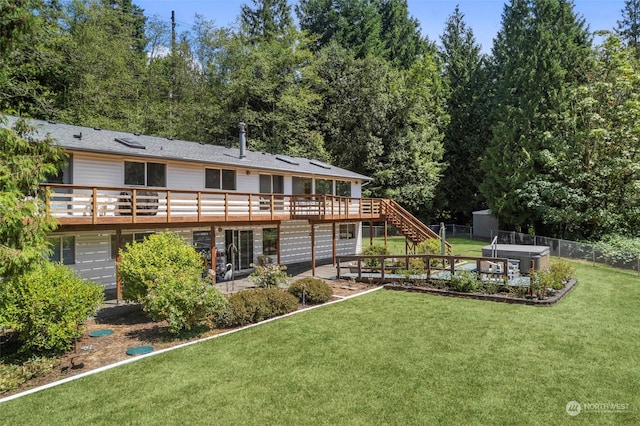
top-left (380, 199), bottom-right (451, 254)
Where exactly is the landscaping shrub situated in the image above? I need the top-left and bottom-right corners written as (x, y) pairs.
top-left (449, 271), bottom-right (482, 293)
top-left (530, 269), bottom-right (562, 298)
top-left (118, 232), bottom-right (204, 302)
top-left (288, 278), bottom-right (332, 304)
top-left (1, 262), bottom-right (104, 354)
top-left (549, 260), bottom-right (575, 285)
top-left (250, 264), bottom-right (289, 288)
top-left (0, 356), bottom-right (55, 393)
top-left (142, 272), bottom-right (227, 334)
top-left (223, 289), bottom-right (298, 326)
top-left (361, 245), bottom-right (390, 267)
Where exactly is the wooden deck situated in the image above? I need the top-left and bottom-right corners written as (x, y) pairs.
top-left (42, 184), bottom-right (384, 228)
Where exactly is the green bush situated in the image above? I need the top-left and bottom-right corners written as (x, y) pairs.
top-left (549, 260), bottom-right (574, 285)
top-left (361, 245), bottom-right (390, 267)
top-left (250, 264), bottom-right (289, 288)
top-left (0, 356), bottom-right (55, 393)
top-left (1, 262), bottom-right (104, 354)
top-left (223, 289), bottom-right (298, 326)
top-left (143, 272), bottom-right (227, 334)
top-left (118, 232), bottom-right (204, 302)
top-left (449, 271), bottom-right (482, 293)
top-left (529, 269), bottom-right (560, 298)
top-left (288, 278), bottom-right (332, 304)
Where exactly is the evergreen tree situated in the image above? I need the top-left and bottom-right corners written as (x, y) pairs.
top-left (524, 35), bottom-right (640, 239)
top-left (56, 0), bottom-right (148, 130)
top-left (297, 0), bottom-right (385, 59)
top-left (617, 0), bottom-right (640, 56)
top-left (241, 0), bottom-right (294, 41)
top-left (314, 42), bottom-right (446, 217)
top-left (436, 5), bottom-right (489, 223)
top-left (480, 0), bottom-right (591, 235)
top-left (377, 0), bottom-right (429, 68)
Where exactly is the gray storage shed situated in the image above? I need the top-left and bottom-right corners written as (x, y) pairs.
top-left (473, 209), bottom-right (499, 239)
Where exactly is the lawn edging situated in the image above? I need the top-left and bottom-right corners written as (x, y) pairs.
top-left (0, 286), bottom-right (383, 404)
top-left (384, 278), bottom-right (577, 306)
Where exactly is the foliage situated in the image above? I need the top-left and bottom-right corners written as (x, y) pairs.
top-left (0, 356), bottom-right (56, 394)
top-left (549, 260), bottom-right (574, 284)
top-left (617, 0), bottom-right (640, 57)
top-left (118, 232), bottom-right (204, 302)
top-left (481, 0), bottom-right (591, 236)
top-left (250, 264), bottom-right (289, 289)
top-left (361, 244), bottom-right (390, 267)
top-left (529, 269), bottom-right (560, 299)
top-left (593, 234), bottom-right (640, 266)
top-left (223, 288), bottom-right (298, 326)
top-left (0, 118), bottom-right (66, 280)
top-left (142, 272), bottom-right (227, 335)
top-left (449, 271), bottom-right (482, 293)
top-left (1, 262), bottom-right (104, 354)
top-left (483, 282), bottom-right (500, 295)
top-left (435, 5), bottom-right (490, 223)
top-left (241, 0), bottom-right (294, 41)
top-left (288, 278), bottom-right (332, 304)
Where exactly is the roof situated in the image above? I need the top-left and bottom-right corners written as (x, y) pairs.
top-left (3, 116), bottom-right (372, 182)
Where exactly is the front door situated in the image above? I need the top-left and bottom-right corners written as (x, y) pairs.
top-left (225, 230), bottom-right (254, 271)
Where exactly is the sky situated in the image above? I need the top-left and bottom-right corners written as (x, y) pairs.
top-left (134, 0), bottom-right (626, 53)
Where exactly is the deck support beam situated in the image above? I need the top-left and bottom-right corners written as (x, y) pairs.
top-left (332, 222), bottom-right (337, 266)
top-left (116, 229), bottom-right (122, 303)
top-left (311, 223), bottom-right (316, 276)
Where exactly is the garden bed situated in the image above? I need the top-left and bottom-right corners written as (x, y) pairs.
top-left (0, 279), bottom-right (375, 398)
top-left (384, 278), bottom-right (577, 306)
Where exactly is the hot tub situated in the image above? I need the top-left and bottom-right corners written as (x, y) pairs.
top-left (481, 244), bottom-right (550, 275)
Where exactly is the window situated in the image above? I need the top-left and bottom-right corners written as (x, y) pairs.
top-left (110, 232), bottom-right (154, 259)
top-left (45, 154), bottom-right (73, 184)
top-left (336, 180), bottom-right (351, 197)
top-left (124, 161), bottom-right (165, 187)
top-left (292, 176), bottom-right (312, 195)
top-left (48, 236), bottom-right (75, 264)
top-left (315, 179), bottom-right (333, 195)
top-left (339, 224), bottom-right (356, 240)
top-left (205, 168), bottom-right (236, 190)
top-left (259, 174), bottom-right (284, 194)
top-left (262, 228), bottom-right (278, 255)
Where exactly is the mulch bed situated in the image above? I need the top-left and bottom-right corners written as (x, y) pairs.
top-left (1, 279), bottom-right (376, 399)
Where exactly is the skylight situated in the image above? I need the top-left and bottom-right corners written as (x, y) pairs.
top-left (275, 155), bottom-right (299, 165)
top-left (310, 159), bottom-right (331, 169)
top-left (115, 137), bottom-right (145, 149)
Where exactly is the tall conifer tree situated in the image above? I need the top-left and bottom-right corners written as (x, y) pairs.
top-left (480, 0), bottom-right (591, 235)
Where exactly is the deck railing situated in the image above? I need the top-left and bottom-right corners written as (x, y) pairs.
top-left (336, 254), bottom-right (514, 283)
top-left (41, 184), bottom-right (384, 225)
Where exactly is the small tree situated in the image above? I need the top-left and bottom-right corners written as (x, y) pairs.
top-left (2, 263), bottom-right (104, 354)
top-left (118, 232), bottom-right (204, 302)
top-left (118, 231), bottom-right (226, 333)
top-left (250, 264), bottom-right (289, 288)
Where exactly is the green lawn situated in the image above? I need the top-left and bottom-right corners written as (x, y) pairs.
top-left (363, 236), bottom-right (487, 257)
top-left (2, 242), bottom-right (640, 424)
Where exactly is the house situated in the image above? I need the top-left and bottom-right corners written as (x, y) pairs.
top-left (4, 116), bottom-right (444, 298)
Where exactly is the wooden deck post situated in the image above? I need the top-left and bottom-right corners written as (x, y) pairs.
top-left (332, 222), bottom-right (337, 266)
top-left (369, 221), bottom-right (373, 247)
top-left (116, 229), bottom-right (122, 303)
top-left (277, 223), bottom-right (281, 265)
top-left (210, 224), bottom-right (216, 284)
top-left (311, 224), bottom-right (316, 276)
top-left (384, 221), bottom-right (388, 246)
